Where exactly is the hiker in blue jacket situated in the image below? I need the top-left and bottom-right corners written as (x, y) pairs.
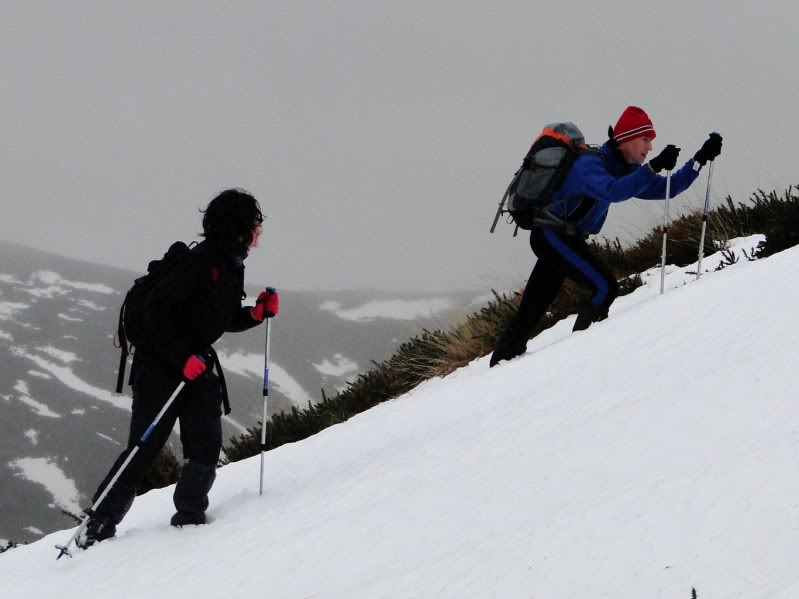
top-left (490, 106), bottom-right (722, 367)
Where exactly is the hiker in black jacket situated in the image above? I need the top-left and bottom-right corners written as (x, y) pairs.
top-left (79, 189), bottom-right (280, 548)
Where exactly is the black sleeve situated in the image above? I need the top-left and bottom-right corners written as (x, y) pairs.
top-left (226, 305), bottom-right (262, 333)
top-left (142, 253), bottom-right (210, 371)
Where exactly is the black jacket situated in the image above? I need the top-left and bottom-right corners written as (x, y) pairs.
top-left (141, 239), bottom-right (260, 371)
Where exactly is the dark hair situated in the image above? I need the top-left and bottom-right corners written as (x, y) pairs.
top-left (200, 189), bottom-right (264, 248)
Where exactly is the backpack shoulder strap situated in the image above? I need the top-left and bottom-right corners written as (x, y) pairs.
top-left (114, 295), bottom-right (131, 393)
top-left (208, 347), bottom-right (231, 415)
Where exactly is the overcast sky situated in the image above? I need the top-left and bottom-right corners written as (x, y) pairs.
top-left (1, 1), bottom-right (797, 292)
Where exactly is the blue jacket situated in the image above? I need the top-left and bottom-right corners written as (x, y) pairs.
top-left (548, 141), bottom-right (701, 235)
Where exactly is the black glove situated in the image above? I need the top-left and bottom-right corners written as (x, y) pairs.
top-left (648, 144), bottom-right (681, 173)
top-left (693, 133), bottom-right (723, 166)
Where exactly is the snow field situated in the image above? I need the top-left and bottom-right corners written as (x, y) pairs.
top-left (3, 238), bottom-right (798, 598)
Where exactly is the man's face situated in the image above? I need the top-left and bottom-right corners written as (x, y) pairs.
top-left (618, 136), bottom-right (654, 164)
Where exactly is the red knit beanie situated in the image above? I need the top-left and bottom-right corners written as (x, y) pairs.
top-left (612, 106), bottom-right (656, 144)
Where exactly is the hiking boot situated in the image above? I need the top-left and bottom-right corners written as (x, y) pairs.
top-left (76, 514), bottom-right (117, 549)
top-left (170, 511), bottom-right (206, 527)
top-left (489, 329), bottom-right (527, 367)
top-left (573, 304), bottom-right (610, 332)
top-left (572, 305), bottom-right (595, 332)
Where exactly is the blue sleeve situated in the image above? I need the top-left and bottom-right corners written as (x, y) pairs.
top-left (636, 159), bottom-right (701, 200)
top-left (572, 154), bottom-right (660, 204)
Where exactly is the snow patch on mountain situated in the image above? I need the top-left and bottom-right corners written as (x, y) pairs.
top-left (637, 234), bottom-right (764, 286)
top-left (28, 370), bottom-right (52, 379)
top-left (9, 271), bottom-right (118, 300)
top-left (14, 380), bottom-right (61, 418)
top-left (217, 350), bottom-right (313, 407)
top-left (24, 429), bottom-right (39, 445)
top-left (57, 314), bottom-right (83, 322)
top-left (35, 346), bottom-right (80, 364)
top-left (21, 285), bottom-right (71, 299)
top-left (31, 271), bottom-right (117, 295)
top-left (0, 274), bottom-right (25, 285)
top-left (0, 301), bottom-right (29, 321)
top-left (221, 415), bottom-right (249, 435)
top-left (313, 353), bottom-right (359, 377)
top-left (8, 458), bottom-right (82, 514)
top-left (11, 348), bottom-right (131, 411)
top-left (320, 297), bottom-right (455, 321)
top-left (76, 299), bottom-right (106, 311)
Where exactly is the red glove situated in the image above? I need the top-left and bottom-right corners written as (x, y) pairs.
top-left (182, 355), bottom-right (208, 381)
top-left (251, 287), bottom-right (279, 321)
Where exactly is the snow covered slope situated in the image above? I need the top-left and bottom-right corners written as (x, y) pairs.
top-left (3, 237), bottom-right (797, 598)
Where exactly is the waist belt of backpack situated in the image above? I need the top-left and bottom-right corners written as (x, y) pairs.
top-left (533, 211), bottom-right (578, 236)
top-left (207, 347), bottom-right (231, 415)
top-left (534, 195), bottom-right (596, 237)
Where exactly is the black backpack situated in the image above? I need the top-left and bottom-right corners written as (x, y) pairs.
top-left (114, 241), bottom-right (193, 393)
top-left (490, 122), bottom-right (594, 235)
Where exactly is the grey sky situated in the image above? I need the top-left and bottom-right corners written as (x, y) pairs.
top-left (1, 1), bottom-right (797, 292)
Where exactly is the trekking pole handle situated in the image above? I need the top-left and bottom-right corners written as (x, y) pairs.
top-left (701, 160), bottom-right (715, 216)
top-left (262, 315), bottom-right (271, 396)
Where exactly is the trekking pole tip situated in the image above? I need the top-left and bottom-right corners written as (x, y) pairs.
top-left (55, 544), bottom-right (73, 560)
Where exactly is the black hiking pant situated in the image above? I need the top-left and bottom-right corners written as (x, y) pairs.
top-left (92, 352), bottom-right (223, 525)
top-left (509, 227), bottom-right (619, 339)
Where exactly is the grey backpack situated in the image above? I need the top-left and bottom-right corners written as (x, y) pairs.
top-left (490, 122), bottom-right (592, 234)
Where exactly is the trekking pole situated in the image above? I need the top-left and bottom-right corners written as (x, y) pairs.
top-left (259, 292), bottom-right (274, 496)
top-left (55, 381), bottom-right (187, 559)
top-left (659, 169), bottom-right (673, 295)
top-left (695, 159), bottom-right (715, 279)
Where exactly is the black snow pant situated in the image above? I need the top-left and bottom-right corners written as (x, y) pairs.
top-left (91, 352), bottom-right (223, 525)
top-left (509, 227), bottom-right (619, 339)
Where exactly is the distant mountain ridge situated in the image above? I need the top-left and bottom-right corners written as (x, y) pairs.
top-left (0, 240), bottom-right (483, 543)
